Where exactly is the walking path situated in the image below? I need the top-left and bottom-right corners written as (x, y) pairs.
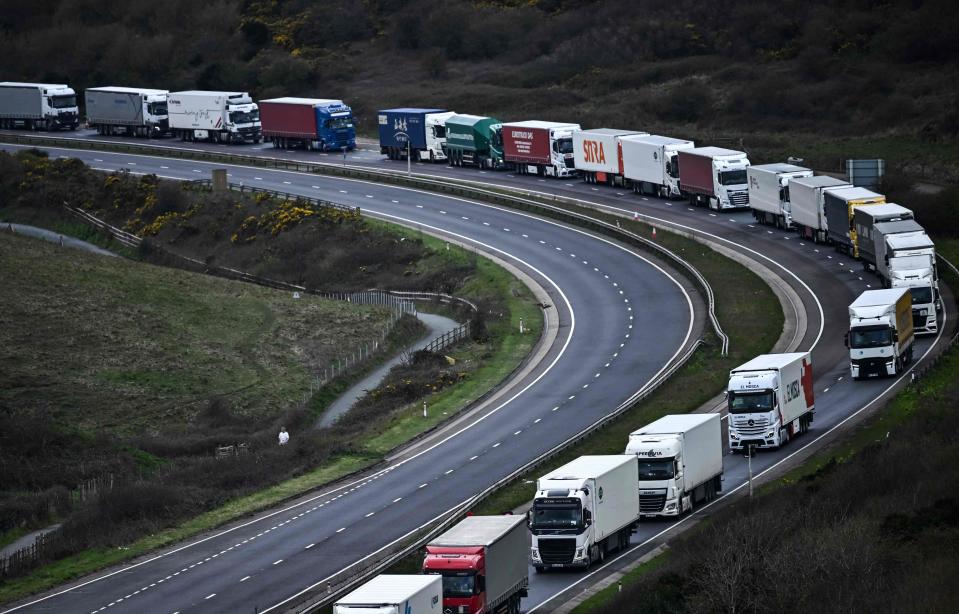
top-left (317, 312), bottom-right (461, 428)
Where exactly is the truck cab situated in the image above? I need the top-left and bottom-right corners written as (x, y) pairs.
top-left (889, 255), bottom-right (938, 334)
top-left (712, 154), bottom-right (750, 210)
top-left (529, 489), bottom-right (593, 568)
top-left (424, 111), bottom-right (456, 162)
top-left (315, 100), bottom-right (356, 151)
top-left (142, 92), bottom-right (169, 136)
top-left (727, 369), bottom-right (785, 449)
top-left (42, 85), bottom-right (79, 130)
top-left (847, 288), bottom-right (914, 379)
top-left (424, 546), bottom-right (486, 614)
top-left (549, 126), bottom-right (577, 178)
top-left (489, 124), bottom-right (504, 169)
top-left (626, 435), bottom-right (686, 515)
top-left (225, 94), bottom-right (261, 143)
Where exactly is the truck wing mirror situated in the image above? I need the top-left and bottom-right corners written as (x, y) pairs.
top-left (526, 509), bottom-right (532, 527)
top-left (583, 509), bottom-right (592, 526)
top-left (843, 332), bottom-right (849, 348)
top-left (476, 576), bottom-right (485, 593)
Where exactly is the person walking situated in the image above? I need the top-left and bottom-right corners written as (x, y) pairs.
top-left (278, 426), bottom-right (290, 446)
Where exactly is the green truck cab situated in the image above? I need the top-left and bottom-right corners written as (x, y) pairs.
top-left (445, 113), bottom-right (503, 169)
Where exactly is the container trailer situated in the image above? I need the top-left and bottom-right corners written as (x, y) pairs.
top-left (678, 146), bottom-right (750, 210)
top-left (625, 414), bottom-right (723, 517)
top-left (333, 574), bottom-right (441, 614)
top-left (822, 186), bottom-right (885, 257)
top-left (445, 114), bottom-right (504, 169)
top-left (746, 163), bottom-right (814, 229)
top-left (423, 515), bottom-right (528, 614)
top-left (854, 203), bottom-right (915, 271)
top-left (727, 352), bottom-right (815, 451)
top-left (620, 134), bottom-right (695, 198)
top-left (260, 97), bottom-right (355, 151)
top-left (500, 120), bottom-right (580, 178)
top-left (85, 86), bottom-right (168, 137)
top-left (788, 175), bottom-right (851, 243)
top-left (572, 128), bottom-right (646, 185)
top-left (167, 90), bottom-right (261, 144)
top-left (0, 82), bottom-right (79, 130)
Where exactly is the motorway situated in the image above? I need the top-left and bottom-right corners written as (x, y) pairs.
top-left (1, 133), bottom-right (954, 613)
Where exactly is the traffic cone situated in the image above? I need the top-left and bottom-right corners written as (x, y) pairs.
top-left (652, 227), bottom-right (657, 239)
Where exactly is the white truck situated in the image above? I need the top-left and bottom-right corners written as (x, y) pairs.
top-left (573, 128), bottom-right (646, 185)
top-left (0, 82), bottom-right (79, 131)
top-left (854, 204), bottom-right (915, 272)
top-left (528, 455), bottom-right (638, 571)
top-left (620, 134), bottom-right (695, 198)
top-left (678, 146), bottom-right (751, 210)
top-left (167, 90), bottom-right (261, 144)
top-left (333, 574), bottom-right (441, 614)
top-left (880, 228), bottom-right (940, 333)
top-left (727, 352), bottom-right (815, 452)
top-left (746, 163), bottom-right (814, 229)
top-left (788, 175), bottom-right (850, 243)
top-left (847, 288), bottom-right (914, 379)
top-left (423, 515), bottom-right (528, 614)
top-left (823, 186), bottom-right (886, 257)
top-left (625, 413), bottom-right (723, 517)
top-left (85, 87), bottom-right (169, 137)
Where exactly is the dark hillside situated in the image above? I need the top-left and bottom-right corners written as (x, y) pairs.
top-left (1, 0), bottom-right (957, 178)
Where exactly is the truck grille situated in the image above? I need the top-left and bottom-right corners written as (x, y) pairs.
top-left (853, 357), bottom-right (889, 375)
top-left (913, 311), bottom-right (927, 328)
top-left (640, 494), bottom-right (666, 514)
top-left (731, 415), bottom-right (770, 436)
top-left (538, 538), bottom-right (576, 564)
top-left (729, 191), bottom-right (749, 207)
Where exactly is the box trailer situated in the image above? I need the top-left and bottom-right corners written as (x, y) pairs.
top-left (529, 455), bottom-right (638, 570)
top-left (260, 97), bottom-right (355, 151)
top-left (620, 134), bottom-right (695, 198)
top-left (500, 120), bottom-right (580, 178)
top-left (424, 515), bottom-right (528, 614)
top-left (789, 175), bottom-right (851, 243)
top-left (573, 128), bottom-right (646, 185)
top-left (847, 288), bottom-right (914, 379)
top-left (0, 82), bottom-right (79, 130)
top-left (678, 146), bottom-right (750, 210)
top-left (378, 108), bottom-right (455, 162)
top-left (445, 114), bottom-right (504, 169)
top-left (333, 574), bottom-right (441, 614)
top-left (85, 86), bottom-right (168, 137)
top-left (167, 90), bottom-right (261, 144)
top-left (823, 186), bottom-right (885, 256)
top-left (727, 352), bottom-right (815, 451)
top-left (746, 163), bottom-right (814, 229)
top-left (855, 203), bottom-right (915, 271)
top-left (625, 414), bottom-right (723, 517)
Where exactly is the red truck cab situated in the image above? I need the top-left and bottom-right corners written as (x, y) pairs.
top-left (423, 545), bottom-right (488, 614)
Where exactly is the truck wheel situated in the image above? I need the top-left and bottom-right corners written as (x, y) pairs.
top-left (780, 427), bottom-right (791, 446)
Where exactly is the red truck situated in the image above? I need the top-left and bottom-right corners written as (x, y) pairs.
top-left (500, 120), bottom-right (580, 178)
top-left (423, 515), bottom-right (528, 614)
top-left (259, 97), bottom-right (355, 151)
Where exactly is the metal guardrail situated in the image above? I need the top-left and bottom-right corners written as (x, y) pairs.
top-left (3, 133), bottom-right (727, 355)
top-left (188, 178), bottom-right (359, 215)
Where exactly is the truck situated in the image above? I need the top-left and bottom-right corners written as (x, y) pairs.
top-left (678, 146), bottom-right (750, 210)
top-left (573, 128), bottom-right (646, 185)
top-left (624, 414), bottom-right (723, 517)
top-left (500, 120), bottom-right (580, 178)
top-left (788, 175), bottom-right (851, 243)
top-left (84, 86), bottom-right (168, 137)
top-left (167, 90), bottom-right (261, 144)
top-left (445, 114), bottom-right (504, 169)
top-left (0, 82), bottom-right (79, 131)
top-left (620, 134), bottom-right (695, 198)
top-left (378, 108), bottom-right (455, 162)
top-left (823, 186), bottom-right (885, 257)
top-left (847, 288), bottom-right (914, 379)
top-left (727, 352), bottom-right (815, 452)
top-left (528, 455), bottom-right (638, 571)
top-left (746, 163), bottom-right (814, 229)
top-left (854, 204), bottom-right (915, 271)
top-left (880, 227), bottom-right (940, 333)
top-left (423, 515), bottom-right (528, 614)
top-left (333, 574), bottom-right (441, 614)
top-left (259, 97), bottom-right (355, 151)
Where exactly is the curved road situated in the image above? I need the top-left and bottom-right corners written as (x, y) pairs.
top-left (0, 143), bottom-right (697, 614)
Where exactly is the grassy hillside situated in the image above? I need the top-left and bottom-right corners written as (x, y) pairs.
top-left (2, 1), bottom-right (957, 179)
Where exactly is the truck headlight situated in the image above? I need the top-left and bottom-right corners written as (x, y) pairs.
top-left (730, 433), bottom-right (739, 440)
top-left (766, 431), bottom-right (775, 438)
top-left (575, 548), bottom-right (584, 559)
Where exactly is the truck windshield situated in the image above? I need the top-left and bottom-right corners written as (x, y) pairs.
top-left (719, 170), bottom-right (747, 186)
top-left (490, 127), bottom-right (503, 147)
top-left (849, 326), bottom-right (893, 349)
top-left (556, 138), bottom-right (574, 154)
top-left (531, 502), bottom-right (582, 528)
top-left (433, 125), bottom-right (447, 138)
top-left (637, 459), bottom-right (675, 480)
top-left (432, 572), bottom-right (476, 598)
top-left (326, 116), bottom-right (354, 130)
top-left (230, 110), bottom-right (260, 124)
top-left (910, 287), bottom-right (933, 304)
top-left (49, 95), bottom-right (76, 109)
top-left (666, 155), bottom-right (679, 179)
top-left (147, 102), bottom-right (168, 116)
top-left (728, 391), bottom-right (775, 413)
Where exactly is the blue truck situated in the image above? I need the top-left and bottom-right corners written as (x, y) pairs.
top-left (378, 107), bottom-right (456, 162)
top-left (260, 97), bottom-right (355, 151)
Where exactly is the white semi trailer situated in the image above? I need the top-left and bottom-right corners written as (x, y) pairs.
top-left (0, 82), bottom-right (79, 130)
top-left (625, 413), bottom-right (723, 517)
top-left (333, 574), bottom-right (441, 614)
top-left (85, 86), bottom-right (169, 137)
top-left (167, 90), bottom-right (261, 144)
top-left (529, 455), bottom-right (638, 571)
top-left (847, 288), bottom-right (914, 379)
top-left (747, 163), bottom-right (814, 229)
top-left (620, 134), bottom-right (695, 198)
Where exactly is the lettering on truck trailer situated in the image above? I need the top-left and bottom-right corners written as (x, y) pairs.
top-left (512, 131), bottom-right (534, 140)
top-left (582, 140), bottom-right (607, 165)
top-left (801, 359), bottom-right (814, 407)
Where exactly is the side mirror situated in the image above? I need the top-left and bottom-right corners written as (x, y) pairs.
top-left (843, 332), bottom-right (849, 348)
top-left (476, 576), bottom-right (485, 593)
top-left (583, 509), bottom-right (592, 526)
top-left (526, 509), bottom-right (532, 527)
